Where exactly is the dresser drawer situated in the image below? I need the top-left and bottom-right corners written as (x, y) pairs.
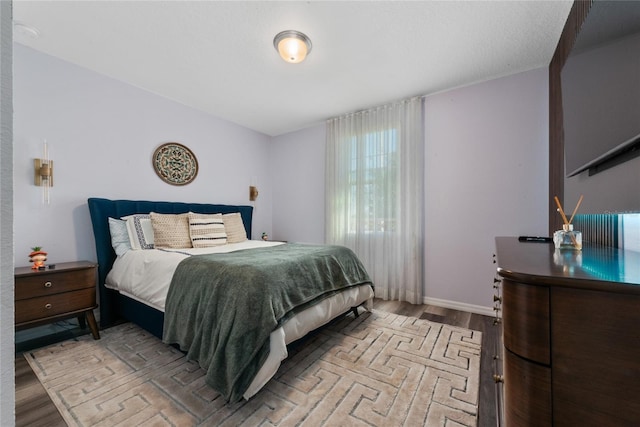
top-left (15, 288), bottom-right (96, 325)
top-left (504, 349), bottom-right (552, 427)
top-left (502, 279), bottom-right (550, 365)
top-left (15, 268), bottom-right (95, 301)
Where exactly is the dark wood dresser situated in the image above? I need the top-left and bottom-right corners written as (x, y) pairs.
top-left (15, 261), bottom-right (100, 340)
top-left (494, 237), bottom-right (640, 426)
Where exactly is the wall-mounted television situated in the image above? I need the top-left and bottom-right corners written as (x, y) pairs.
top-left (562, 0), bottom-right (640, 213)
top-left (563, 9), bottom-right (640, 177)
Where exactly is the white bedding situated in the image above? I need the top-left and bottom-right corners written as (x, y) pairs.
top-left (105, 240), bottom-right (374, 399)
top-left (106, 240), bottom-right (286, 311)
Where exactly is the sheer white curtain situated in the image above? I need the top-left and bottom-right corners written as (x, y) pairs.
top-left (325, 97), bottom-right (424, 304)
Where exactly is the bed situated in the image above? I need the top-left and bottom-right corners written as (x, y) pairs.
top-left (87, 197), bottom-right (374, 402)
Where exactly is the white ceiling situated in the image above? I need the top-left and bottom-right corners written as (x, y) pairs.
top-left (13, 1), bottom-right (573, 137)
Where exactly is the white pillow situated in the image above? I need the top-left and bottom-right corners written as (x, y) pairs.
top-left (121, 214), bottom-right (154, 250)
top-left (108, 217), bottom-right (131, 256)
top-left (188, 213), bottom-right (227, 247)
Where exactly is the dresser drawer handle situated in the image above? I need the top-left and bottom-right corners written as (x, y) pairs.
top-left (45, 303), bottom-right (52, 310)
top-left (44, 281), bottom-right (53, 288)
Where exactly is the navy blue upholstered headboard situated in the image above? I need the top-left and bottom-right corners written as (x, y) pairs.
top-left (87, 197), bottom-right (253, 326)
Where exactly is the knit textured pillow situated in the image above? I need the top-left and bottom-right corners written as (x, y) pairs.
top-left (188, 213), bottom-right (227, 247)
top-left (223, 212), bottom-right (248, 243)
top-left (150, 212), bottom-right (192, 248)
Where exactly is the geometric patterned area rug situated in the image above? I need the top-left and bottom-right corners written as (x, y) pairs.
top-left (25, 309), bottom-right (482, 426)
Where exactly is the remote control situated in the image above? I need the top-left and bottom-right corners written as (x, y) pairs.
top-left (518, 236), bottom-right (552, 243)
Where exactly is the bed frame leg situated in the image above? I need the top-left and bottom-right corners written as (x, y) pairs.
top-left (351, 306), bottom-right (359, 318)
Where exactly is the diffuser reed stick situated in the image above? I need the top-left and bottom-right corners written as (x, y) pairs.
top-left (554, 196), bottom-right (570, 225)
top-left (568, 195), bottom-right (584, 224)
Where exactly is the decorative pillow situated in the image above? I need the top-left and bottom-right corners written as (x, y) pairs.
top-left (188, 213), bottom-right (227, 247)
top-left (150, 212), bottom-right (191, 248)
top-left (108, 217), bottom-right (131, 256)
top-left (121, 214), bottom-right (154, 250)
top-left (223, 212), bottom-right (248, 243)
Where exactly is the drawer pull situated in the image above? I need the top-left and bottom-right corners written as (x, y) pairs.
top-left (44, 281), bottom-right (53, 288)
top-left (45, 303), bottom-right (52, 310)
top-left (493, 374), bottom-right (504, 383)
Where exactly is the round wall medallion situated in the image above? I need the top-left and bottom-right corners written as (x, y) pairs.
top-left (152, 142), bottom-right (199, 186)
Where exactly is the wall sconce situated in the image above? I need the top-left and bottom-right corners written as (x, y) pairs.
top-left (249, 185), bottom-right (259, 201)
top-left (34, 141), bottom-right (53, 204)
top-left (273, 30), bottom-right (312, 64)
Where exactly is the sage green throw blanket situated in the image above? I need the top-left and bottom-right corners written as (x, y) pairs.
top-left (162, 243), bottom-right (372, 403)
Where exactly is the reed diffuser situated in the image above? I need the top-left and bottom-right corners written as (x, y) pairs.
top-left (553, 195), bottom-right (583, 250)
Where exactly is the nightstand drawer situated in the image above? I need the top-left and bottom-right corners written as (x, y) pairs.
top-left (15, 288), bottom-right (96, 325)
top-left (15, 268), bottom-right (95, 301)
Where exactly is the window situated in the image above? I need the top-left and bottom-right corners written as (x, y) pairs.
top-left (347, 129), bottom-right (398, 233)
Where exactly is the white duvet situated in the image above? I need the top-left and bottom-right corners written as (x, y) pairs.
top-left (105, 240), bottom-right (374, 399)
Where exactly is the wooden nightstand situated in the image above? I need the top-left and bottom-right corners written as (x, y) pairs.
top-left (15, 261), bottom-right (100, 340)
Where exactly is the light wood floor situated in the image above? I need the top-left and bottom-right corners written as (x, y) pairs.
top-left (15, 299), bottom-right (499, 427)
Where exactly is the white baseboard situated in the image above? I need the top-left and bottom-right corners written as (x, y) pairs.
top-left (422, 296), bottom-right (495, 317)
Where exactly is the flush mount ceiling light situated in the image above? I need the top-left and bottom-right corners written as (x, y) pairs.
top-left (273, 30), bottom-right (312, 64)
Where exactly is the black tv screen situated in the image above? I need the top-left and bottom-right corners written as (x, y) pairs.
top-left (562, 29), bottom-right (640, 177)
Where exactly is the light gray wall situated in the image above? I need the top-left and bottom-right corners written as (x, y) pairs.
top-left (270, 124), bottom-right (326, 244)
top-left (271, 67), bottom-right (549, 311)
top-left (13, 44), bottom-right (273, 267)
top-left (424, 67), bottom-right (548, 309)
top-left (0, 1), bottom-right (14, 423)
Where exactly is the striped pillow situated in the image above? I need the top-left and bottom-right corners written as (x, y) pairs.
top-left (150, 212), bottom-right (191, 248)
top-left (188, 213), bottom-right (227, 247)
top-left (223, 212), bottom-right (248, 243)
